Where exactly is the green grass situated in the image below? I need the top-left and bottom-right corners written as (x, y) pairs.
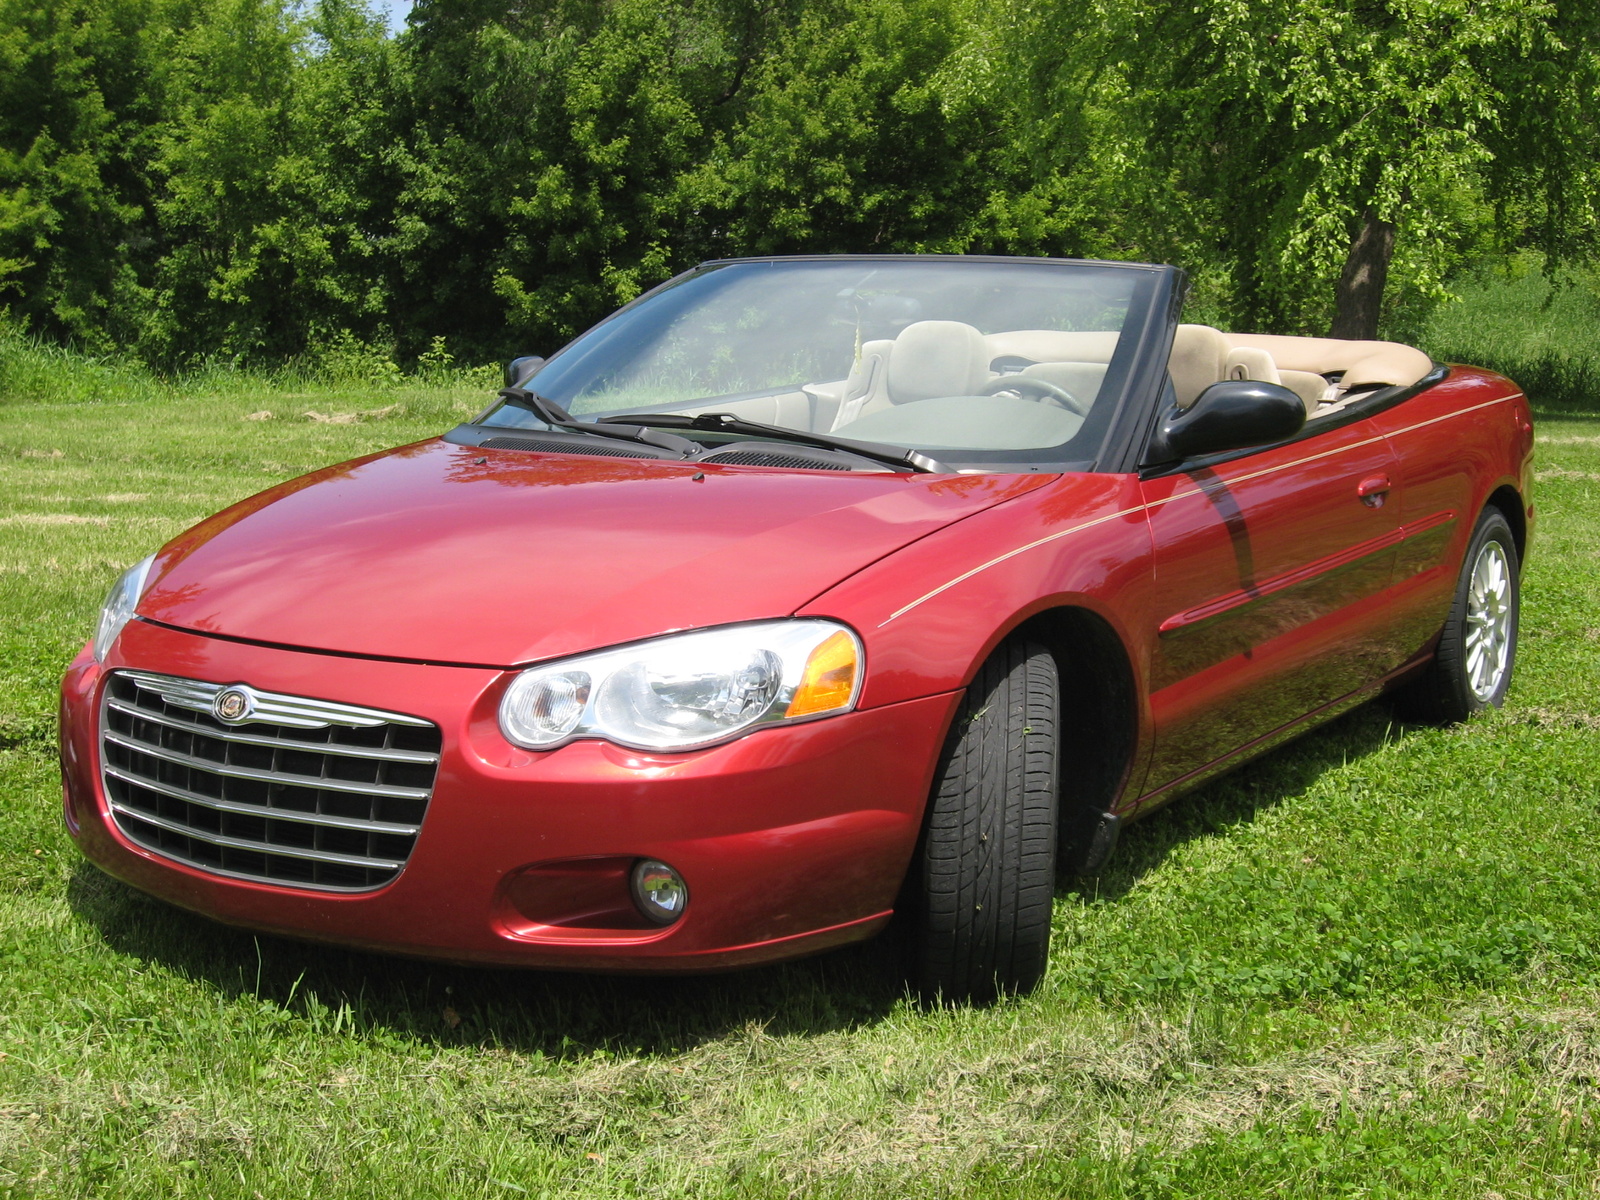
top-left (2, 361), bottom-right (1600, 1196)
top-left (1410, 256), bottom-right (1600, 413)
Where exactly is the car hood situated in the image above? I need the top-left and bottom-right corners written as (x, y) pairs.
top-left (138, 439), bottom-right (1048, 666)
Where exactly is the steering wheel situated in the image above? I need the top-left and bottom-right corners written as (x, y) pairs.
top-left (978, 375), bottom-right (1090, 417)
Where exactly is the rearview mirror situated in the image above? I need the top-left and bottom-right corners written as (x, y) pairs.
top-left (1143, 379), bottom-right (1306, 465)
top-left (504, 355), bottom-right (545, 388)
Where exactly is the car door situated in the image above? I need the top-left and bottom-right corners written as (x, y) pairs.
top-left (1137, 416), bottom-right (1407, 795)
top-left (1367, 377), bottom-right (1533, 663)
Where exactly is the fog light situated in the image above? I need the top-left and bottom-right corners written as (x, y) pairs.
top-left (630, 859), bottom-right (688, 925)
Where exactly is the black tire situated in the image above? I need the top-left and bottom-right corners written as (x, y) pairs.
top-left (914, 639), bottom-right (1058, 1003)
top-left (1394, 508), bottom-right (1520, 724)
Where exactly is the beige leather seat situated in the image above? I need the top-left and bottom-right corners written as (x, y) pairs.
top-left (1228, 334), bottom-right (1431, 391)
top-left (1168, 324), bottom-right (1232, 409)
top-left (1276, 370), bottom-right (1330, 414)
top-left (830, 339), bottom-right (893, 430)
top-left (1167, 325), bottom-right (1432, 421)
top-left (1224, 345), bottom-right (1280, 385)
top-left (886, 321), bottom-right (991, 403)
top-left (1225, 345), bottom-right (1321, 416)
top-left (833, 321), bottom-right (991, 428)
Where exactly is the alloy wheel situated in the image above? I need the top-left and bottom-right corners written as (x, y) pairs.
top-left (1464, 539), bottom-right (1513, 702)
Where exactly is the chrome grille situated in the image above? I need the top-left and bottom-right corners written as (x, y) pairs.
top-left (99, 670), bottom-right (441, 892)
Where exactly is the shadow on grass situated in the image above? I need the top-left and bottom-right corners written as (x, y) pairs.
top-left (66, 699), bottom-right (1407, 1056)
top-left (1063, 698), bottom-right (1404, 906)
top-left (66, 857), bottom-right (914, 1060)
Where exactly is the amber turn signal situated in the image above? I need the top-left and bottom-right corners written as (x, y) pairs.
top-left (785, 629), bottom-right (859, 717)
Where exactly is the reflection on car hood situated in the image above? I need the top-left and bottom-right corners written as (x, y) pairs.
top-left (138, 439), bottom-right (1049, 666)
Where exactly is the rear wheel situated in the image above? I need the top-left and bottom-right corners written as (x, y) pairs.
top-left (914, 639), bottom-right (1058, 1003)
top-left (1395, 508), bottom-right (1520, 724)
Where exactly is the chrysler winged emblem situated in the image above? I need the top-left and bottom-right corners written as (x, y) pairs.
top-left (212, 687), bottom-right (252, 724)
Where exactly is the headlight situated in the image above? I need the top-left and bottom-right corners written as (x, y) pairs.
top-left (93, 554), bottom-right (156, 662)
top-left (499, 620), bottom-right (863, 752)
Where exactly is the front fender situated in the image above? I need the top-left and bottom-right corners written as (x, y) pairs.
top-left (797, 472), bottom-right (1156, 710)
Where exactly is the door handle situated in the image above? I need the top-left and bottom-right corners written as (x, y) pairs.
top-left (1357, 473), bottom-right (1391, 508)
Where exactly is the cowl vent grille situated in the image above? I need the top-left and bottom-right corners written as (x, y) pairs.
top-left (481, 435), bottom-right (663, 459)
top-left (99, 671), bottom-right (441, 892)
top-left (699, 449), bottom-right (856, 470)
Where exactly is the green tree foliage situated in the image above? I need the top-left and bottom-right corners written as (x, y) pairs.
top-left (390, 0), bottom-right (725, 353)
top-left (1107, 0), bottom-right (1600, 337)
top-left (0, 0), bottom-right (171, 348)
top-left (0, 0), bottom-right (1595, 364)
top-left (147, 0), bottom-right (397, 361)
top-left (693, 0), bottom-right (1001, 257)
top-left (386, 0), bottom-right (1003, 358)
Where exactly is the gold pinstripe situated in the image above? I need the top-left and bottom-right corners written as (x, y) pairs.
top-left (877, 392), bottom-right (1520, 627)
top-left (878, 505), bottom-right (1146, 625)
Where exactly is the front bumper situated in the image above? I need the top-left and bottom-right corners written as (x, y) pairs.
top-left (61, 619), bottom-right (958, 971)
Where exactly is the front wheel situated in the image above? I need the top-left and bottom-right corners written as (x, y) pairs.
top-left (1394, 507), bottom-right (1520, 724)
top-left (914, 639), bottom-right (1059, 1003)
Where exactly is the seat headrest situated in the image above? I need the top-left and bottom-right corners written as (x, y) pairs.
top-left (1224, 346), bottom-right (1281, 385)
top-left (887, 321), bottom-right (990, 404)
top-left (1169, 324), bottom-right (1231, 409)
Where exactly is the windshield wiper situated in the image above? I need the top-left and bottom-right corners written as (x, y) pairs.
top-left (596, 411), bottom-right (953, 474)
top-left (494, 388), bottom-right (697, 455)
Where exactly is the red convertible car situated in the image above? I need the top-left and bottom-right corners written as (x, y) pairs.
top-left (59, 256), bottom-right (1533, 1001)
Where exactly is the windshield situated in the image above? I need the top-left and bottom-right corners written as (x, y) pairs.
top-left (479, 257), bottom-right (1161, 470)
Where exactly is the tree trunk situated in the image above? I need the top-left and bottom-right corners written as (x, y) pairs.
top-left (1329, 208), bottom-right (1396, 341)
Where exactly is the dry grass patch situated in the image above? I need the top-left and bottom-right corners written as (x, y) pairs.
top-left (0, 514), bottom-right (113, 527)
top-left (1512, 706), bottom-right (1600, 732)
top-left (202, 1000), bottom-right (1592, 1194)
top-left (542, 1001), bottom-right (1598, 1189)
top-left (302, 404), bottom-right (404, 424)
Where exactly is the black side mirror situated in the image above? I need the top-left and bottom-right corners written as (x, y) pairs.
top-left (504, 355), bottom-right (545, 388)
top-left (1144, 379), bottom-right (1306, 465)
